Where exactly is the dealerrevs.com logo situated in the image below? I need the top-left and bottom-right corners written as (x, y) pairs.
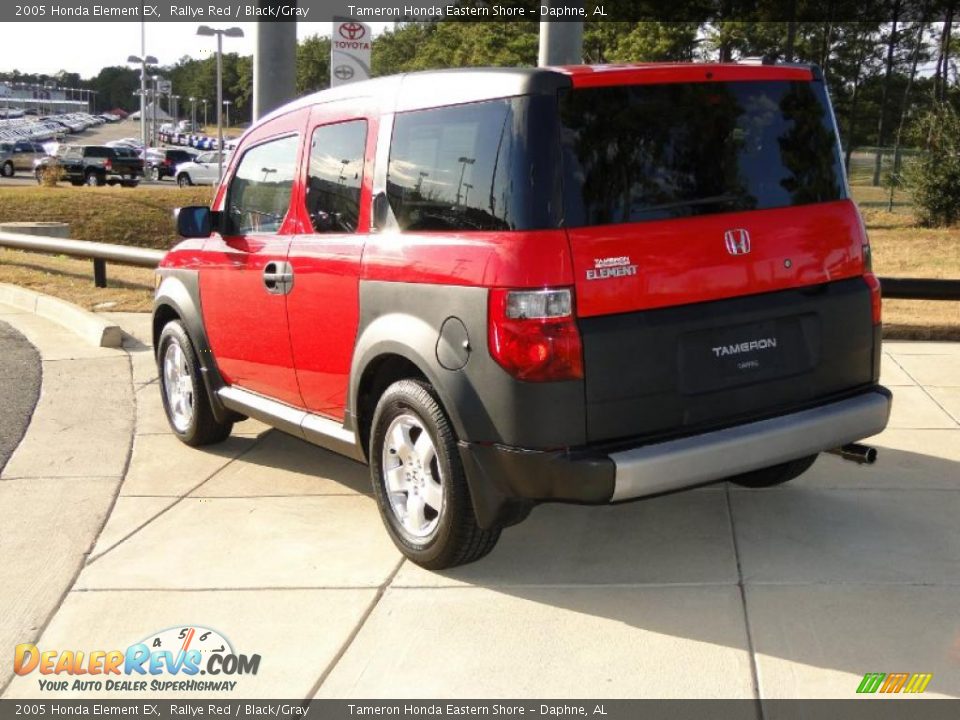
top-left (14, 626), bottom-right (261, 693)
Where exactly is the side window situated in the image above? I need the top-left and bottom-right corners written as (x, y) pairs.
top-left (226, 135), bottom-right (299, 235)
top-left (305, 120), bottom-right (367, 233)
top-left (386, 99), bottom-right (517, 232)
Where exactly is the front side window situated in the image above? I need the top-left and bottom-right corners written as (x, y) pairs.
top-left (226, 135), bottom-right (298, 235)
top-left (386, 96), bottom-right (561, 232)
top-left (305, 120), bottom-right (367, 233)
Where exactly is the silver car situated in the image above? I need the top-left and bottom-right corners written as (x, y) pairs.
top-left (0, 140), bottom-right (46, 176)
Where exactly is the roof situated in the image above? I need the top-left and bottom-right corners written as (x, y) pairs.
top-left (257, 62), bottom-right (818, 128)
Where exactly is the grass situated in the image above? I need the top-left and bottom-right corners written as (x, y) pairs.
top-left (850, 185), bottom-right (960, 340)
top-left (0, 248), bottom-right (155, 312)
top-left (0, 186), bottom-right (214, 250)
top-left (0, 182), bottom-right (956, 339)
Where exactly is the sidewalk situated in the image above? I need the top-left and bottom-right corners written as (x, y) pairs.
top-left (1, 307), bottom-right (958, 699)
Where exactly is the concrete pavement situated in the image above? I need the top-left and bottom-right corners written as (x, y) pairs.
top-left (1, 307), bottom-right (958, 699)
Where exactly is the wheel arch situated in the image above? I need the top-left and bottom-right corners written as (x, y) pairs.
top-left (349, 312), bottom-right (472, 461)
top-left (154, 271), bottom-right (233, 424)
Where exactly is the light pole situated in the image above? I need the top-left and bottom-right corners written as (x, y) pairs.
top-left (151, 75), bottom-right (161, 147)
top-left (202, 99), bottom-right (208, 128)
top-left (127, 51), bottom-right (158, 151)
top-left (189, 96), bottom-right (196, 130)
top-left (456, 156), bottom-right (475, 205)
top-left (196, 25), bottom-right (244, 183)
top-left (223, 100), bottom-right (232, 132)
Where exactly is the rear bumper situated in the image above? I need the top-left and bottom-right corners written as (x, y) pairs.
top-left (459, 387), bottom-right (892, 527)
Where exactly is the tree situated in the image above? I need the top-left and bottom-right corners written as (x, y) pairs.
top-left (906, 103), bottom-right (960, 226)
top-left (872, 0), bottom-right (905, 186)
top-left (297, 34), bottom-right (331, 94)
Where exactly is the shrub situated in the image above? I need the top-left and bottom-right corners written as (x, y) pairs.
top-left (905, 104), bottom-right (960, 227)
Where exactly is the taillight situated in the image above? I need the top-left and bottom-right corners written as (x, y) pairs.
top-left (864, 272), bottom-right (882, 324)
top-left (104, 158), bottom-right (112, 171)
top-left (488, 288), bottom-right (584, 382)
top-left (163, 158), bottom-right (172, 166)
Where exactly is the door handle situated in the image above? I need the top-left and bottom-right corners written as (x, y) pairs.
top-left (262, 261), bottom-right (294, 295)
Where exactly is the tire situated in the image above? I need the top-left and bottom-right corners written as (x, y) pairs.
top-left (728, 454), bottom-right (819, 488)
top-left (177, 173), bottom-right (193, 187)
top-left (1, 161), bottom-right (13, 178)
top-left (146, 167), bottom-right (159, 182)
top-left (369, 379), bottom-right (501, 569)
top-left (121, 180), bottom-right (140, 188)
top-left (34, 168), bottom-right (44, 185)
top-left (157, 320), bottom-right (233, 447)
top-left (85, 170), bottom-right (103, 187)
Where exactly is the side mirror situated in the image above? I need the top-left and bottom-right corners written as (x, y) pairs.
top-left (372, 191), bottom-right (391, 231)
top-left (176, 206), bottom-right (215, 238)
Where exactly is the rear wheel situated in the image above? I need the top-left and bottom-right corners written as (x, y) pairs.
top-left (728, 454), bottom-right (818, 488)
top-left (1, 161), bottom-right (13, 178)
top-left (369, 379), bottom-right (500, 569)
top-left (85, 170), bottom-right (104, 187)
top-left (146, 167), bottom-right (159, 182)
top-left (157, 320), bottom-right (233, 447)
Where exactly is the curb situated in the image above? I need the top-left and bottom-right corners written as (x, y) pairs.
top-left (0, 283), bottom-right (123, 348)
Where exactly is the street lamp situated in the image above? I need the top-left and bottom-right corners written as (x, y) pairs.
top-left (202, 99), bottom-right (208, 128)
top-left (151, 75), bottom-right (163, 147)
top-left (189, 96), bottom-right (196, 130)
top-left (127, 52), bottom-right (158, 152)
top-left (223, 100), bottom-right (232, 131)
top-left (196, 25), bottom-right (244, 182)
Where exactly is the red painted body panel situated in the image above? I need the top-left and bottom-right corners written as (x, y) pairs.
top-left (199, 107), bottom-right (310, 406)
top-left (285, 104), bottom-right (379, 418)
top-left (568, 200), bottom-right (866, 318)
top-left (558, 63), bottom-right (814, 87)
top-left (360, 230), bottom-right (575, 289)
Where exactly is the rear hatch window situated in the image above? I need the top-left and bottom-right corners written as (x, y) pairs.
top-left (560, 80), bottom-right (846, 227)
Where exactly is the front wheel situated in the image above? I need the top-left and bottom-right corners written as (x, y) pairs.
top-left (157, 320), bottom-right (233, 447)
top-left (85, 170), bottom-right (103, 187)
top-left (1, 161), bottom-right (13, 178)
top-left (177, 173), bottom-right (192, 187)
top-left (369, 379), bottom-right (500, 569)
top-left (728, 454), bottom-right (819, 488)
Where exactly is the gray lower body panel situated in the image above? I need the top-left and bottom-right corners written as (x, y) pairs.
top-left (610, 388), bottom-right (892, 501)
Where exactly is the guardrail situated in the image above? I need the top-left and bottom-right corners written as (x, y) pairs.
top-left (0, 230), bottom-right (164, 288)
top-left (0, 230), bottom-right (958, 301)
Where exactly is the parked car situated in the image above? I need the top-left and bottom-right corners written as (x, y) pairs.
top-left (173, 151), bottom-right (227, 186)
top-left (35, 144), bottom-right (144, 186)
top-left (0, 140), bottom-right (45, 176)
top-left (145, 148), bottom-right (197, 181)
top-left (155, 64), bottom-right (892, 569)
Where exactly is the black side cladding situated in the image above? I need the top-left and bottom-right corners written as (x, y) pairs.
top-left (579, 277), bottom-right (877, 444)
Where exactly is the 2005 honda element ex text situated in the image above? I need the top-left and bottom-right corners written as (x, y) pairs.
top-left (155, 63), bottom-right (892, 568)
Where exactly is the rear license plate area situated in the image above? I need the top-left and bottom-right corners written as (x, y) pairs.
top-left (679, 315), bottom-right (819, 395)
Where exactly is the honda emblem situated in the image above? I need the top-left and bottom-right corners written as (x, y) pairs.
top-left (724, 228), bottom-right (751, 256)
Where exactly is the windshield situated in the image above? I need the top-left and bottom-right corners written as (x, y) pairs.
top-left (559, 80), bottom-right (846, 227)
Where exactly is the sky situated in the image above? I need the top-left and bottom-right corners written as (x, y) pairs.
top-left (1, 22), bottom-right (392, 79)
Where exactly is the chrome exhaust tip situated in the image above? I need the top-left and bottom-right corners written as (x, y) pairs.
top-left (828, 443), bottom-right (878, 465)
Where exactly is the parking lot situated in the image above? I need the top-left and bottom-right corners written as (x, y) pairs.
top-left (0, 118), bottom-right (215, 188)
top-left (0, 305), bottom-right (958, 700)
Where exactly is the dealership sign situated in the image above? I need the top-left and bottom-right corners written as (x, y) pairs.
top-left (331, 17), bottom-right (372, 88)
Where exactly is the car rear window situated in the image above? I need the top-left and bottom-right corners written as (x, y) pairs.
top-left (559, 80), bottom-right (846, 227)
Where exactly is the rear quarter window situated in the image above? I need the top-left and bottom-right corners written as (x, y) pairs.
top-left (386, 96), bottom-right (561, 232)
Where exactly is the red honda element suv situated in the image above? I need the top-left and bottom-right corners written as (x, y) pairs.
top-left (155, 63), bottom-right (891, 569)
